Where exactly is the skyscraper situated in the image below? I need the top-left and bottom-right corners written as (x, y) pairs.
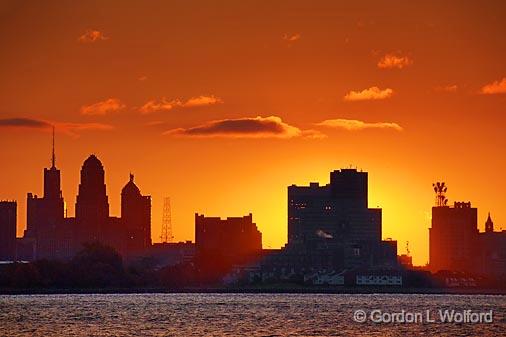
top-left (75, 155), bottom-right (110, 244)
top-left (286, 168), bottom-right (384, 269)
top-left (26, 128), bottom-right (66, 259)
top-left (121, 174), bottom-right (152, 254)
top-left (26, 128), bottom-right (64, 239)
top-left (429, 201), bottom-right (478, 272)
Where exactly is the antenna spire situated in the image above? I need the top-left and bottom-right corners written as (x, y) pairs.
top-left (51, 125), bottom-right (56, 168)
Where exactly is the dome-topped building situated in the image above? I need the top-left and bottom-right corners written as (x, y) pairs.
top-left (121, 173), bottom-right (141, 197)
top-left (80, 154), bottom-right (105, 190)
top-left (121, 173), bottom-right (152, 252)
top-left (75, 154), bottom-right (109, 243)
top-left (82, 154), bottom-right (102, 169)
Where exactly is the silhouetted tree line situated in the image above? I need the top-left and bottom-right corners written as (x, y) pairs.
top-left (0, 243), bottom-right (255, 290)
top-left (0, 243), bottom-right (159, 289)
top-left (1, 243), bottom-right (504, 290)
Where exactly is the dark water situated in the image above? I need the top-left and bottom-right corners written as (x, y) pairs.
top-left (0, 293), bottom-right (505, 336)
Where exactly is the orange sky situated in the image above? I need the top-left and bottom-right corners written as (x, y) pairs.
top-left (1, 1), bottom-right (506, 265)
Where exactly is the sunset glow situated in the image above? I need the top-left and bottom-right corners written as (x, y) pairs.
top-left (1, 1), bottom-right (506, 266)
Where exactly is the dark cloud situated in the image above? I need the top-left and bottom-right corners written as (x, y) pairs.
top-left (164, 116), bottom-right (323, 139)
top-left (0, 118), bottom-right (51, 128)
top-left (0, 117), bottom-right (113, 137)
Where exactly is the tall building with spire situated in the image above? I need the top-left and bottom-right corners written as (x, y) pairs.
top-left (121, 174), bottom-right (152, 254)
top-left (26, 127), bottom-right (66, 258)
top-left (42, 127), bottom-right (64, 226)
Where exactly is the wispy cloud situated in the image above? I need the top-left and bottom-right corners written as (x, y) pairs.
top-left (0, 117), bottom-right (113, 137)
top-left (377, 53), bottom-right (413, 69)
top-left (182, 95), bottom-right (223, 108)
top-left (80, 98), bottom-right (125, 115)
top-left (283, 33), bottom-right (301, 43)
top-left (139, 98), bottom-right (180, 114)
top-left (316, 119), bottom-right (403, 131)
top-left (139, 95), bottom-right (223, 114)
top-left (78, 29), bottom-right (108, 43)
top-left (164, 116), bottom-right (323, 139)
top-left (435, 84), bottom-right (458, 93)
top-left (344, 86), bottom-right (394, 101)
top-left (480, 77), bottom-right (506, 94)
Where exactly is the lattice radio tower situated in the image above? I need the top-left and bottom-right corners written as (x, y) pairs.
top-left (161, 197), bottom-right (174, 243)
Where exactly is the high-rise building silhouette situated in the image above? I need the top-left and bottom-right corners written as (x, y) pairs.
top-left (429, 183), bottom-right (478, 272)
top-left (0, 201), bottom-right (16, 261)
top-left (75, 155), bottom-right (110, 244)
top-left (26, 127), bottom-right (64, 238)
top-left (26, 128), bottom-right (67, 259)
top-left (121, 174), bottom-right (152, 253)
top-left (429, 201), bottom-right (478, 272)
top-left (286, 169), bottom-right (385, 269)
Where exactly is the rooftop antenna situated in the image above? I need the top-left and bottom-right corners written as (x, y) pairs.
top-left (432, 181), bottom-right (448, 207)
top-left (406, 241), bottom-right (410, 256)
top-left (51, 125), bottom-right (56, 168)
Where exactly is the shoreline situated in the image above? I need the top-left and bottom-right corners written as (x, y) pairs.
top-left (1, 287), bottom-right (505, 296)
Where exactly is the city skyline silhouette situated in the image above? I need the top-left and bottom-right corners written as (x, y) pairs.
top-left (1, 1), bottom-right (506, 266)
top-left (1, 5), bottom-right (506, 337)
top-left (1, 130), bottom-right (504, 270)
top-left (2, 141), bottom-right (504, 288)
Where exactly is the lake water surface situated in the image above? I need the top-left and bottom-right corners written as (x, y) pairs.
top-left (0, 293), bottom-right (505, 336)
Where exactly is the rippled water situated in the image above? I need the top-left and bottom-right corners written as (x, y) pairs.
top-left (0, 293), bottom-right (505, 336)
